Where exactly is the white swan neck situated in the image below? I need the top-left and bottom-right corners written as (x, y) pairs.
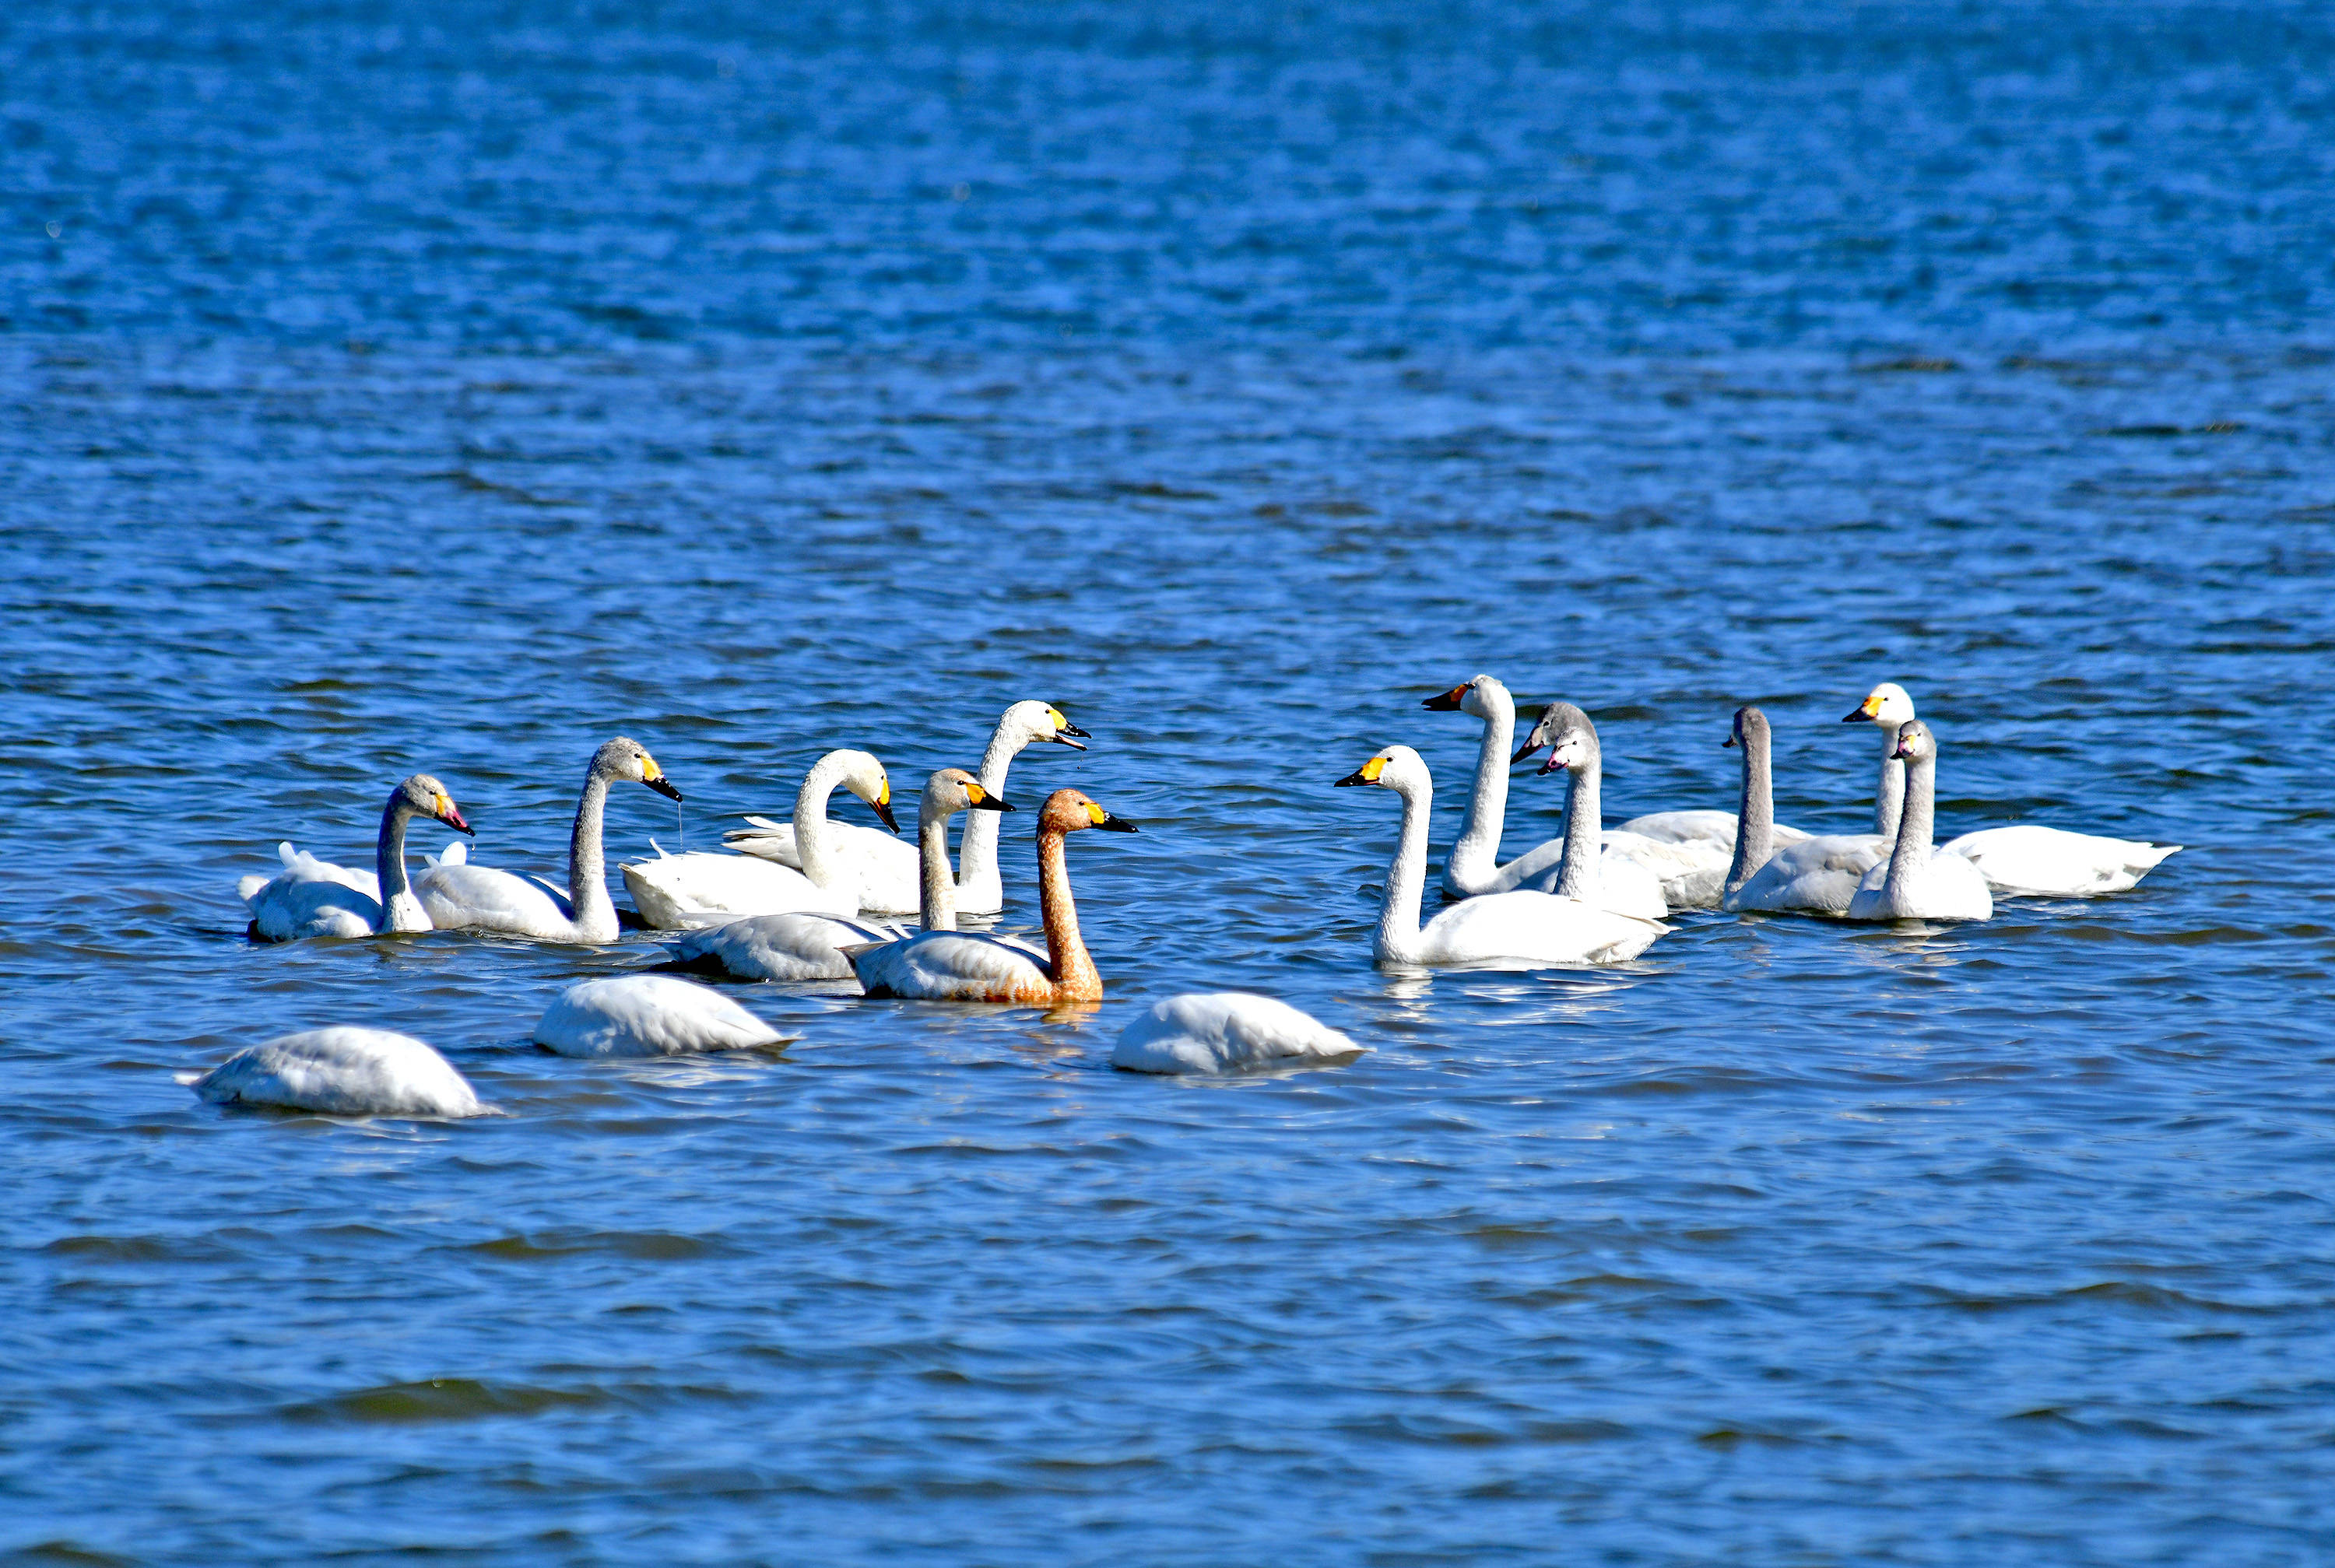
top-left (1557, 752), bottom-right (1601, 902)
top-left (1875, 730), bottom-right (1905, 840)
top-left (916, 801), bottom-right (959, 931)
top-left (1445, 690), bottom-right (1515, 892)
top-left (1725, 727), bottom-right (1774, 898)
top-left (1883, 750), bottom-right (1936, 898)
top-left (955, 715), bottom-right (1027, 899)
top-left (792, 755), bottom-right (851, 890)
top-left (1375, 774), bottom-right (1431, 964)
top-left (567, 773), bottom-right (617, 939)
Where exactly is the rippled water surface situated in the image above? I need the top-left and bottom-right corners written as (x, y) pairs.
top-left (5, 2), bottom-right (2335, 1563)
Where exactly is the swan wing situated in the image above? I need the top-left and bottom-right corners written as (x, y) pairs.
top-left (1502, 844), bottom-right (1672, 919)
top-left (1847, 848), bottom-right (1994, 921)
top-left (414, 862), bottom-right (578, 939)
top-left (1613, 810), bottom-right (1814, 848)
top-left (532, 975), bottom-right (786, 1058)
top-left (242, 870), bottom-right (385, 941)
top-left (619, 851), bottom-right (857, 929)
top-left (722, 817), bottom-right (802, 868)
top-left (1418, 889), bottom-right (1666, 966)
top-left (1723, 833), bottom-right (1887, 915)
top-left (1111, 993), bottom-right (1364, 1074)
top-left (191, 1028), bottom-right (484, 1117)
top-left (848, 931), bottom-right (1055, 1002)
top-left (1942, 824), bottom-right (2181, 896)
top-left (672, 911), bottom-right (896, 982)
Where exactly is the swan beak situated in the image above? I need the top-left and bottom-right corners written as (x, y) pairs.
top-left (965, 781), bottom-right (1015, 812)
top-left (1510, 741), bottom-right (1544, 766)
top-left (1422, 685), bottom-right (1469, 711)
top-left (1722, 735), bottom-right (1737, 749)
top-left (442, 804), bottom-right (476, 835)
top-left (1842, 699), bottom-right (1877, 722)
top-left (1536, 753), bottom-right (1571, 775)
top-left (870, 797), bottom-right (901, 833)
top-left (647, 778), bottom-right (684, 802)
top-left (1094, 813), bottom-right (1138, 833)
top-left (1052, 719), bottom-right (1090, 749)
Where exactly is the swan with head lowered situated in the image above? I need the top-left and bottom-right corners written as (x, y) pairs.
top-left (1844, 682), bottom-right (2180, 896)
top-left (669, 766), bottom-right (1012, 984)
top-left (1336, 745), bottom-right (1666, 967)
top-left (723, 702), bottom-right (1090, 916)
top-left (238, 775), bottom-right (474, 941)
top-left (849, 780), bottom-right (1133, 1005)
top-left (622, 749), bottom-right (897, 928)
top-left (532, 975), bottom-right (789, 1058)
top-left (1718, 707), bottom-right (1887, 916)
top-left (188, 1028), bottom-right (486, 1118)
top-left (1427, 676), bottom-right (1807, 910)
top-left (413, 736), bottom-right (680, 943)
top-left (1111, 994), bottom-right (1364, 1075)
top-left (1845, 721), bottom-right (1993, 921)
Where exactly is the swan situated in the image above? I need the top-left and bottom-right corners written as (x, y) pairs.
top-left (623, 749), bottom-right (895, 928)
top-left (723, 701), bottom-right (1088, 916)
top-left (1843, 682), bottom-right (1919, 838)
top-left (1505, 704), bottom-right (1675, 917)
top-left (849, 780), bottom-right (1133, 1004)
top-left (1846, 721), bottom-right (1994, 921)
top-left (1111, 993), bottom-right (1364, 1075)
top-left (668, 909), bottom-right (905, 983)
top-left (1335, 745), bottom-right (1666, 967)
top-left (188, 1028), bottom-right (485, 1117)
top-left (238, 775), bottom-right (473, 940)
top-left (1718, 706), bottom-right (1888, 916)
top-left (415, 736), bottom-right (680, 943)
top-left (1844, 682), bottom-right (2180, 895)
top-left (532, 974), bottom-right (788, 1058)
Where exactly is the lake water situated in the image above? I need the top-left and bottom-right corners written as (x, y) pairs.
top-left (5, 2), bottom-right (2333, 1562)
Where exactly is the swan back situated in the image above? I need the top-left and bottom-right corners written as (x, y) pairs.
top-left (191, 1029), bottom-right (484, 1117)
top-left (1111, 994), bottom-right (1364, 1075)
top-left (532, 976), bottom-right (785, 1058)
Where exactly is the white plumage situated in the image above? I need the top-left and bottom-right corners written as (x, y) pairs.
top-left (1111, 993), bottom-right (1364, 1075)
top-left (1942, 824), bottom-right (2181, 898)
top-left (189, 1028), bottom-right (485, 1118)
top-left (532, 976), bottom-right (787, 1058)
top-left (671, 911), bottom-right (905, 982)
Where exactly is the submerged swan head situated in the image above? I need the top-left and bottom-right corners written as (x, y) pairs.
top-left (1722, 705), bottom-right (1770, 750)
top-left (592, 735), bottom-right (683, 801)
top-left (1001, 700), bottom-right (1091, 752)
top-left (922, 766), bottom-right (1015, 821)
top-left (825, 749), bottom-right (902, 833)
top-left (1422, 673), bottom-right (1512, 721)
top-left (1845, 682), bottom-right (1915, 729)
top-left (397, 773), bottom-right (473, 835)
top-left (1037, 788), bottom-right (1138, 837)
top-left (1890, 718), bottom-right (1936, 763)
top-left (1334, 745), bottom-right (1430, 795)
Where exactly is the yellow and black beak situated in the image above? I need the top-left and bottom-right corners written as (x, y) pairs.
top-left (965, 781), bottom-right (1015, 813)
top-left (1052, 724), bottom-right (1090, 750)
top-left (1083, 798), bottom-right (1137, 832)
top-left (1422, 684), bottom-right (1470, 711)
top-left (1842, 698), bottom-right (1877, 723)
top-left (1335, 756), bottom-right (1389, 788)
top-left (870, 796), bottom-right (901, 833)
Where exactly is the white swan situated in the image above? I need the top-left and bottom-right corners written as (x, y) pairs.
top-left (1506, 703), bottom-right (1674, 917)
top-left (416, 736), bottom-right (680, 943)
top-left (239, 776), bottom-right (473, 940)
top-left (669, 910), bottom-right (905, 983)
top-left (1335, 746), bottom-right (1666, 967)
top-left (623, 749), bottom-right (894, 928)
top-left (1845, 682), bottom-right (2180, 895)
top-left (1847, 721), bottom-right (1994, 921)
top-left (1843, 682), bottom-right (1919, 837)
top-left (532, 975), bottom-right (788, 1058)
top-left (1111, 993), bottom-right (1364, 1075)
top-left (1719, 706), bottom-right (1887, 916)
top-left (849, 779), bottom-right (1134, 1004)
top-left (188, 1028), bottom-right (485, 1117)
top-left (723, 701), bottom-right (1088, 916)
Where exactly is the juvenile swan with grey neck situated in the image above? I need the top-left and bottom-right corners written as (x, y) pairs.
top-left (1507, 703), bottom-right (1672, 917)
top-left (416, 736), bottom-right (680, 943)
top-left (239, 775), bottom-right (473, 941)
top-left (1719, 707), bottom-right (1887, 916)
top-left (1846, 721), bottom-right (1993, 921)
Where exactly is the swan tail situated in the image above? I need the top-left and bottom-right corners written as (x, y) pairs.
top-left (277, 841), bottom-right (298, 868)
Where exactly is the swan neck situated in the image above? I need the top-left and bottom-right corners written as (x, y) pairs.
top-left (567, 773), bottom-right (616, 937)
top-left (1875, 731), bottom-right (1905, 840)
top-left (374, 797), bottom-right (417, 930)
top-left (1884, 750), bottom-right (1936, 895)
top-left (1036, 829), bottom-right (1097, 1001)
top-left (1375, 775), bottom-right (1431, 963)
top-left (792, 756), bottom-right (849, 889)
top-left (1446, 693), bottom-right (1514, 889)
top-left (1557, 753), bottom-right (1601, 902)
top-left (954, 720), bottom-right (1027, 896)
top-left (1725, 728), bottom-right (1774, 896)
top-left (916, 803), bottom-right (959, 931)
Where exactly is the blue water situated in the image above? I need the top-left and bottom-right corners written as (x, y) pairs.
top-left (5, 2), bottom-right (2335, 1562)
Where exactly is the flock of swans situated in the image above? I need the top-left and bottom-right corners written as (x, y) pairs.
top-left (199, 684), bottom-right (2179, 1120)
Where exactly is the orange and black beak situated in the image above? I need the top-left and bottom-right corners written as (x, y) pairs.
top-left (969, 793), bottom-right (1015, 812)
top-left (647, 777), bottom-right (683, 802)
top-left (1841, 702), bottom-right (1872, 723)
top-left (1422, 684), bottom-right (1469, 711)
top-left (870, 798), bottom-right (901, 833)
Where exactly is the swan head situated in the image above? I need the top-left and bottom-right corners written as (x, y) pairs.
top-left (1422, 674), bottom-right (1511, 721)
top-left (594, 736), bottom-right (683, 801)
top-left (397, 773), bottom-right (473, 835)
top-left (1038, 788), bottom-right (1137, 836)
top-left (1508, 702), bottom-right (1594, 771)
top-left (1722, 705), bottom-right (1768, 750)
top-left (830, 749), bottom-right (901, 833)
top-left (1889, 719), bottom-right (1936, 763)
top-left (1003, 700), bottom-right (1090, 752)
top-left (922, 766), bottom-right (1015, 823)
top-left (1334, 745), bottom-right (1429, 795)
top-left (1845, 682), bottom-right (1915, 729)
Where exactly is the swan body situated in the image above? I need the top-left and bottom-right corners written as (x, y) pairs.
top-left (240, 777), bottom-right (472, 940)
top-left (850, 776), bottom-right (1136, 1005)
top-left (725, 702), bottom-right (1089, 916)
top-left (1613, 809), bottom-right (1813, 851)
top-left (1111, 994), bottom-right (1364, 1075)
top-left (532, 975), bottom-right (786, 1058)
top-left (417, 737), bottom-right (681, 943)
top-left (189, 1028), bottom-right (485, 1117)
top-left (1846, 721), bottom-right (1994, 921)
top-left (671, 911), bottom-right (906, 982)
top-left (1940, 825), bottom-right (2182, 897)
top-left (1336, 745), bottom-right (1666, 967)
top-left (625, 749), bottom-right (897, 926)
top-left (1718, 706), bottom-right (1887, 916)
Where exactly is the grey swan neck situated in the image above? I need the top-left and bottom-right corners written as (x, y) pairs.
top-left (1556, 751), bottom-right (1603, 903)
top-left (1445, 689), bottom-right (1515, 894)
top-left (374, 796), bottom-right (427, 933)
top-left (791, 755), bottom-right (852, 893)
top-left (1375, 775), bottom-right (1432, 965)
top-left (915, 798), bottom-right (960, 931)
top-left (1724, 726), bottom-right (1775, 900)
top-left (1881, 750), bottom-right (1936, 901)
top-left (567, 773), bottom-right (618, 941)
top-left (955, 718), bottom-right (1029, 903)
top-left (1875, 732), bottom-right (1905, 840)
